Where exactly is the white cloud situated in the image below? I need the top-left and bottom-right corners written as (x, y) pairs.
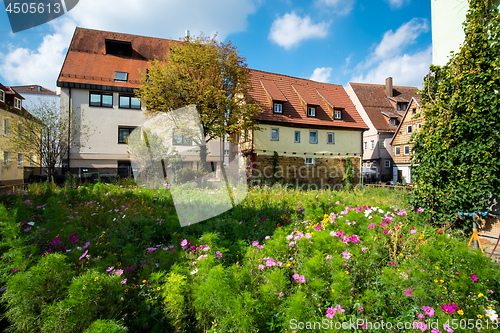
top-left (310, 67), bottom-right (332, 83)
top-left (374, 18), bottom-right (428, 60)
top-left (351, 46), bottom-right (431, 87)
top-left (385, 0), bottom-right (409, 9)
top-left (269, 12), bottom-right (330, 49)
top-left (316, 0), bottom-right (356, 15)
top-left (0, 0), bottom-right (260, 89)
top-left (350, 18), bottom-right (431, 88)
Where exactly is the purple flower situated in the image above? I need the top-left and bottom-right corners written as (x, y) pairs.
top-left (83, 242), bottom-right (90, 249)
top-left (368, 223), bottom-right (375, 229)
top-left (404, 287), bottom-right (413, 297)
top-left (470, 274), bottom-right (478, 282)
top-left (79, 250), bottom-right (88, 260)
top-left (49, 235), bottom-right (61, 246)
top-left (106, 266), bottom-right (115, 272)
top-left (350, 235), bottom-right (359, 243)
top-left (69, 233), bottom-right (79, 243)
top-left (216, 251), bottom-right (222, 259)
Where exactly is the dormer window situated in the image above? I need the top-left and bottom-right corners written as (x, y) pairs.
top-left (334, 110), bottom-right (342, 120)
top-left (389, 118), bottom-right (397, 126)
top-left (0, 90), bottom-right (4, 102)
top-left (14, 97), bottom-right (21, 109)
top-left (307, 107), bottom-right (316, 117)
top-left (105, 39), bottom-right (133, 57)
top-left (114, 71), bottom-right (128, 82)
top-left (273, 102), bottom-right (283, 114)
top-left (397, 102), bottom-right (407, 111)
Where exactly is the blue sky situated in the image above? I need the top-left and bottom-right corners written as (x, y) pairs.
top-left (0, 0), bottom-right (432, 91)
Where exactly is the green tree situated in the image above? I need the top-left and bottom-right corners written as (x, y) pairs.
top-left (136, 34), bottom-right (261, 170)
top-left (412, 0), bottom-right (500, 225)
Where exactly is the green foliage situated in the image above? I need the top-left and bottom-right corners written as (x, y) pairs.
top-left (83, 320), bottom-right (128, 333)
top-left (412, 0), bottom-right (500, 225)
top-left (344, 157), bottom-right (354, 189)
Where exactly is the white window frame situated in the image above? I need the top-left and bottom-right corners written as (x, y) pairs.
top-left (17, 153), bottom-right (23, 168)
top-left (294, 130), bottom-right (300, 143)
top-left (309, 130), bottom-right (318, 144)
top-left (404, 145), bottom-right (410, 155)
top-left (114, 71), bottom-right (129, 82)
top-left (3, 118), bottom-right (10, 137)
top-left (370, 140), bottom-right (375, 149)
top-left (364, 141), bottom-right (367, 150)
top-left (14, 97), bottom-right (21, 109)
top-left (372, 161), bottom-right (377, 167)
top-left (3, 151), bottom-right (9, 166)
top-left (366, 161), bottom-right (371, 168)
top-left (389, 118), bottom-right (397, 126)
top-left (304, 157), bottom-right (315, 165)
top-left (379, 139), bottom-right (385, 148)
top-left (273, 103), bottom-right (283, 114)
top-left (407, 125), bottom-right (412, 134)
top-left (307, 107), bottom-right (316, 117)
top-left (395, 146), bottom-right (401, 156)
top-left (271, 128), bottom-right (279, 141)
top-left (0, 89), bottom-right (4, 102)
top-left (334, 110), bottom-right (342, 120)
top-left (326, 132), bottom-right (335, 144)
top-left (385, 160), bottom-right (391, 168)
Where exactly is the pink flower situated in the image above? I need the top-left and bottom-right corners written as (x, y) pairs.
top-left (423, 306), bottom-right (435, 317)
top-left (265, 236), bottom-right (270, 240)
top-left (258, 265), bottom-right (265, 270)
top-left (277, 261), bottom-right (282, 267)
top-left (361, 247), bottom-right (368, 251)
top-left (326, 307), bottom-right (336, 319)
top-left (440, 303), bottom-right (459, 314)
top-left (342, 251), bottom-right (351, 260)
top-left (417, 322), bottom-right (427, 332)
top-left (368, 223), bottom-right (375, 229)
top-left (350, 235), bottom-right (359, 243)
top-left (292, 273), bottom-right (300, 280)
top-left (383, 229), bottom-right (389, 234)
top-left (278, 292), bottom-right (284, 297)
top-left (443, 323), bottom-right (454, 332)
top-left (106, 266), bottom-right (115, 272)
top-left (121, 278), bottom-right (127, 284)
top-left (83, 242), bottom-right (90, 249)
top-left (252, 241), bottom-right (259, 246)
top-left (79, 250), bottom-right (88, 260)
top-left (470, 274), bottom-right (478, 282)
top-left (416, 207), bottom-right (424, 213)
top-left (431, 329), bottom-right (442, 333)
top-left (115, 269), bottom-right (123, 276)
top-left (216, 251), bottom-right (222, 259)
top-left (298, 275), bottom-right (305, 283)
top-left (334, 305), bottom-right (345, 313)
top-left (411, 229), bottom-right (417, 234)
top-left (404, 287), bottom-right (413, 296)
top-left (418, 313), bottom-right (425, 319)
top-left (341, 236), bottom-right (350, 243)
top-left (289, 241), bottom-right (295, 247)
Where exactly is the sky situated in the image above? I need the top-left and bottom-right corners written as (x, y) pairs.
top-left (0, 0), bottom-right (432, 91)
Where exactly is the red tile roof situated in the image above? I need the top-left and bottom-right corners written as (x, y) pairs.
top-left (248, 69), bottom-right (368, 130)
top-left (349, 82), bottom-right (418, 132)
top-left (0, 83), bottom-right (40, 122)
top-left (10, 85), bottom-right (57, 95)
top-left (57, 27), bottom-right (178, 90)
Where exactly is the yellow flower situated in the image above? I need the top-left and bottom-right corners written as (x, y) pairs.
top-left (458, 310), bottom-right (464, 315)
top-left (142, 280), bottom-right (146, 283)
top-left (157, 287), bottom-right (161, 291)
top-left (94, 277), bottom-right (99, 281)
top-left (331, 289), bottom-right (335, 293)
top-left (477, 315), bottom-right (483, 319)
top-left (478, 293), bottom-right (484, 297)
top-left (434, 279), bottom-right (438, 283)
top-left (124, 289), bottom-right (128, 293)
top-left (345, 271), bottom-right (349, 275)
top-left (435, 266), bottom-right (439, 270)
top-left (440, 280), bottom-right (444, 283)
top-left (286, 263), bottom-right (291, 267)
top-left (117, 262), bottom-right (121, 266)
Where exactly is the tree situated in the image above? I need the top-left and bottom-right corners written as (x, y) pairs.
top-left (412, 0), bottom-right (500, 225)
top-left (9, 99), bottom-right (89, 182)
top-left (136, 34), bottom-right (262, 170)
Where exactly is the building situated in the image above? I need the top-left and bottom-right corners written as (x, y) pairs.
top-left (0, 83), bottom-right (40, 185)
top-left (9, 85), bottom-right (59, 112)
top-left (431, 0), bottom-right (500, 66)
top-left (346, 78), bottom-right (419, 182)
top-left (241, 69), bottom-right (368, 188)
top-left (390, 97), bottom-right (424, 183)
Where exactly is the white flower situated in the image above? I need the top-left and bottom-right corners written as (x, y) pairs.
top-left (190, 269), bottom-right (198, 275)
top-left (485, 309), bottom-right (498, 322)
top-left (27, 222), bottom-right (35, 226)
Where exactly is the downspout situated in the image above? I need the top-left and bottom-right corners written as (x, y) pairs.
top-left (67, 87), bottom-right (71, 169)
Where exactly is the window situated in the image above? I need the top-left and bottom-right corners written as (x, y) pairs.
top-left (29, 154), bottom-right (35, 167)
top-left (385, 160), bottom-right (391, 168)
top-left (364, 141), bottom-right (367, 150)
top-left (334, 110), bottom-right (342, 120)
top-left (0, 89), bottom-right (4, 102)
top-left (3, 118), bottom-right (10, 136)
top-left (273, 103), bottom-right (283, 114)
top-left (17, 153), bottom-right (23, 167)
top-left (271, 128), bottom-right (279, 141)
top-left (119, 95), bottom-right (141, 109)
top-left (407, 125), bottom-right (413, 134)
top-left (404, 145), bottom-right (410, 155)
top-left (379, 139), bottom-right (385, 148)
top-left (307, 107), bottom-right (316, 117)
top-left (172, 131), bottom-right (192, 145)
top-left (395, 146), bottom-right (401, 155)
top-left (114, 71), bottom-right (128, 82)
top-left (372, 161), bottom-right (377, 167)
top-left (327, 132), bottom-right (335, 144)
top-left (294, 131), bottom-right (301, 143)
top-left (370, 140), bottom-right (375, 149)
top-left (2, 151), bottom-right (9, 166)
top-left (366, 161), bottom-right (370, 168)
top-left (412, 108), bottom-right (417, 114)
top-left (224, 149), bottom-right (229, 156)
top-left (305, 157), bottom-right (315, 165)
top-left (389, 118), bottom-right (397, 126)
top-left (17, 123), bottom-right (23, 140)
top-left (118, 127), bottom-right (136, 144)
top-left (14, 97), bottom-right (21, 109)
top-left (418, 123), bottom-right (422, 131)
top-left (397, 103), bottom-right (407, 111)
top-left (90, 92), bottom-right (113, 107)
top-left (309, 130), bottom-right (318, 144)
top-left (244, 130), bottom-right (249, 141)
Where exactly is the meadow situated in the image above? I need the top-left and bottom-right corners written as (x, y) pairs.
top-left (0, 181), bottom-right (499, 332)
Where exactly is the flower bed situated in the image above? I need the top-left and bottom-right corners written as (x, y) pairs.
top-left (0, 183), bottom-right (498, 332)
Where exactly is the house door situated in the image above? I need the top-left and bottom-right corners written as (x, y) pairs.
top-left (397, 170), bottom-right (402, 183)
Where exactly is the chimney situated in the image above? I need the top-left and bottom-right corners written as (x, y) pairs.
top-left (185, 30), bottom-right (190, 38)
top-left (385, 77), bottom-right (393, 97)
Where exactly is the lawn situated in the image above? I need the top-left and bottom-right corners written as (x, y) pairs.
top-left (0, 182), bottom-right (499, 332)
